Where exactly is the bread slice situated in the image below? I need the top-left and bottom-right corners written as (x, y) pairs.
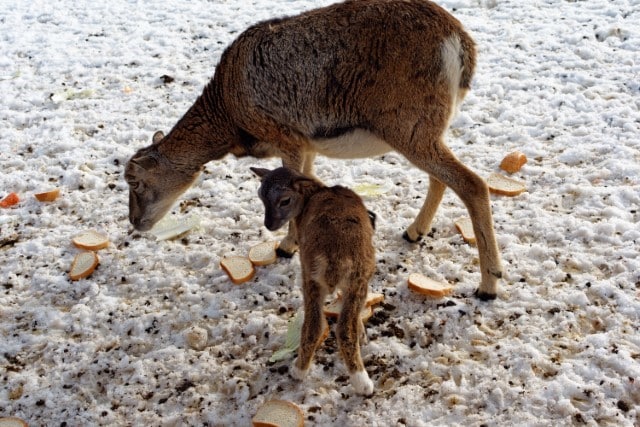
top-left (499, 151), bottom-right (527, 173)
top-left (72, 230), bottom-right (110, 251)
top-left (69, 251), bottom-right (99, 280)
top-left (0, 418), bottom-right (28, 427)
top-left (323, 298), bottom-right (374, 322)
top-left (454, 217), bottom-right (476, 245)
top-left (0, 192), bottom-right (19, 208)
top-left (487, 173), bottom-right (526, 196)
top-left (148, 214), bottom-right (200, 241)
top-left (220, 256), bottom-right (255, 284)
top-left (323, 298), bottom-right (343, 318)
top-left (365, 292), bottom-right (384, 307)
top-left (407, 273), bottom-right (453, 298)
top-left (34, 188), bottom-right (61, 202)
top-left (359, 305), bottom-right (374, 323)
top-left (248, 241), bottom-right (278, 266)
top-left (252, 400), bottom-right (305, 427)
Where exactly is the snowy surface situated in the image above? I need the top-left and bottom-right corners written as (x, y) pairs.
top-left (1, 0), bottom-right (639, 425)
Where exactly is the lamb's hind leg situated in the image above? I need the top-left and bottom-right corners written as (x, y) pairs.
top-left (400, 135), bottom-right (502, 300)
top-left (291, 279), bottom-right (327, 380)
top-left (337, 279), bottom-right (373, 396)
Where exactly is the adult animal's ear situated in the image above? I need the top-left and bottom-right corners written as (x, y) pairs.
top-left (152, 131), bottom-right (165, 144)
top-left (131, 154), bottom-right (160, 171)
top-left (250, 167), bottom-right (271, 179)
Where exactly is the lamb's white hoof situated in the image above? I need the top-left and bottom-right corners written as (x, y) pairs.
top-left (351, 370), bottom-right (374, 396)
top-left (290, 362), bottom-right (308, 381)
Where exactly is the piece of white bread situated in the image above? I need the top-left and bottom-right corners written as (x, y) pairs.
top-left (323, 298), bottom-right (343, 318)
top-left (72, 230), bottom-right (110, 251)
top-left (407, 273), bottom-right (454, 298)
top-left (487, 173), bottom-right (526, 196)
top-left (252, 399), bottom-right (305, 427)
top-left (499, 151), bottom-right (527, 173)
top-left (34, 188), bottom-right (61, 202)
top-left (323, 298), bottom-right (374, 322)
top-left (69, 251), bottom-right (99, 281)
top-left (365, 292), bottom-right (384, 307)
top-left (454, 217), bottom-right (476, 245)
top-left (0, 417), bottom-right (28, 427)
top-left (148, 215), bottom-right (200, 241)
top-left (248, 241), bottom-right (278, 266)
top-left (324, 291), bottom-right (383, 310)
top-left (220, 256), bottom-right (256, 284)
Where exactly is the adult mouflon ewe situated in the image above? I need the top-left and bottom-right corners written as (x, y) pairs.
top-left (125, 0), bottom-right (503, 299)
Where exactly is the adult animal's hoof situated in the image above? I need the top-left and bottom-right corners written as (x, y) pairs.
top-left (402, 230), bottom-right (422, 243)
top-left (475, 289), bottom-right (497, 301)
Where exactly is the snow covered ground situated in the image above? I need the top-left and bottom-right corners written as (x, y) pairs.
top-left (1, 0), bottom-right (639, 425)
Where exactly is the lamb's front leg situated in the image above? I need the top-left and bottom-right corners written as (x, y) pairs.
top-left (277, 150), bottom-right (314, 257)
top-left (277, 221), bottom-right (299, 257)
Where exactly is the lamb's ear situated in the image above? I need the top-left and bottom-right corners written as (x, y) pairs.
top-left (131, 153), bottom-right (160, 171)
top-left (250, 167), bottom-right (271, 179)
top-left (292, 176), bottom-right (316, 193)
top-left (152, 131), bottom-right (165, 144)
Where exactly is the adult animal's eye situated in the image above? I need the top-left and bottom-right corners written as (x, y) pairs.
top-left (279, 197), bottom-right (291, 208)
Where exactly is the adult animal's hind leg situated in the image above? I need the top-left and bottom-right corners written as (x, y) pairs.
top-left (400, 135), bottom-right (502, 300)
top-left (404, 175), bottom-right (447, 242)
top-left (302, 151), bottom-right (317, 178)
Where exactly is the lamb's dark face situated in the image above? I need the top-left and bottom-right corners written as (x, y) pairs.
top-left (251, 167), bottom-right (305, 231)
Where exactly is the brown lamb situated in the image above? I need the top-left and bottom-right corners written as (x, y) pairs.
top-left (252, 166), bottom-right (376, 396)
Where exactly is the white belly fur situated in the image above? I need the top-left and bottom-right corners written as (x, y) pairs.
top-left (310, 129), bottom-right (393, 159)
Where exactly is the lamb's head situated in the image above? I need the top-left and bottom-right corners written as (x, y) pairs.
top-left (125, 132), bottom-right (201, 231)
top-left (251, 167), bottom-right (310, 231)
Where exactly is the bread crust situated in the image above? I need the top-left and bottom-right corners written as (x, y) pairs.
top-left (69, 251), bottom-right (99, 281)
top-left (408, 273), bottom-right (453, 297)
top-left (454, 217), bottom-right (476, 244)
top-left (248, 241), bottom-right (278, 266)
top-left (0, 417), bottom-right (29, 427)
top-left (252, 399), bottom-right (305, 427)
top-left (72, 231), bottom-right (110, 251)
top-left (221, 256), bottom-right (256, 284)
top-left (499, 151), bottom-right (527, 173)
top-left (34, 188), bottom-right (61, 202)
top-left (487, 173), bottom-right (526, 196)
